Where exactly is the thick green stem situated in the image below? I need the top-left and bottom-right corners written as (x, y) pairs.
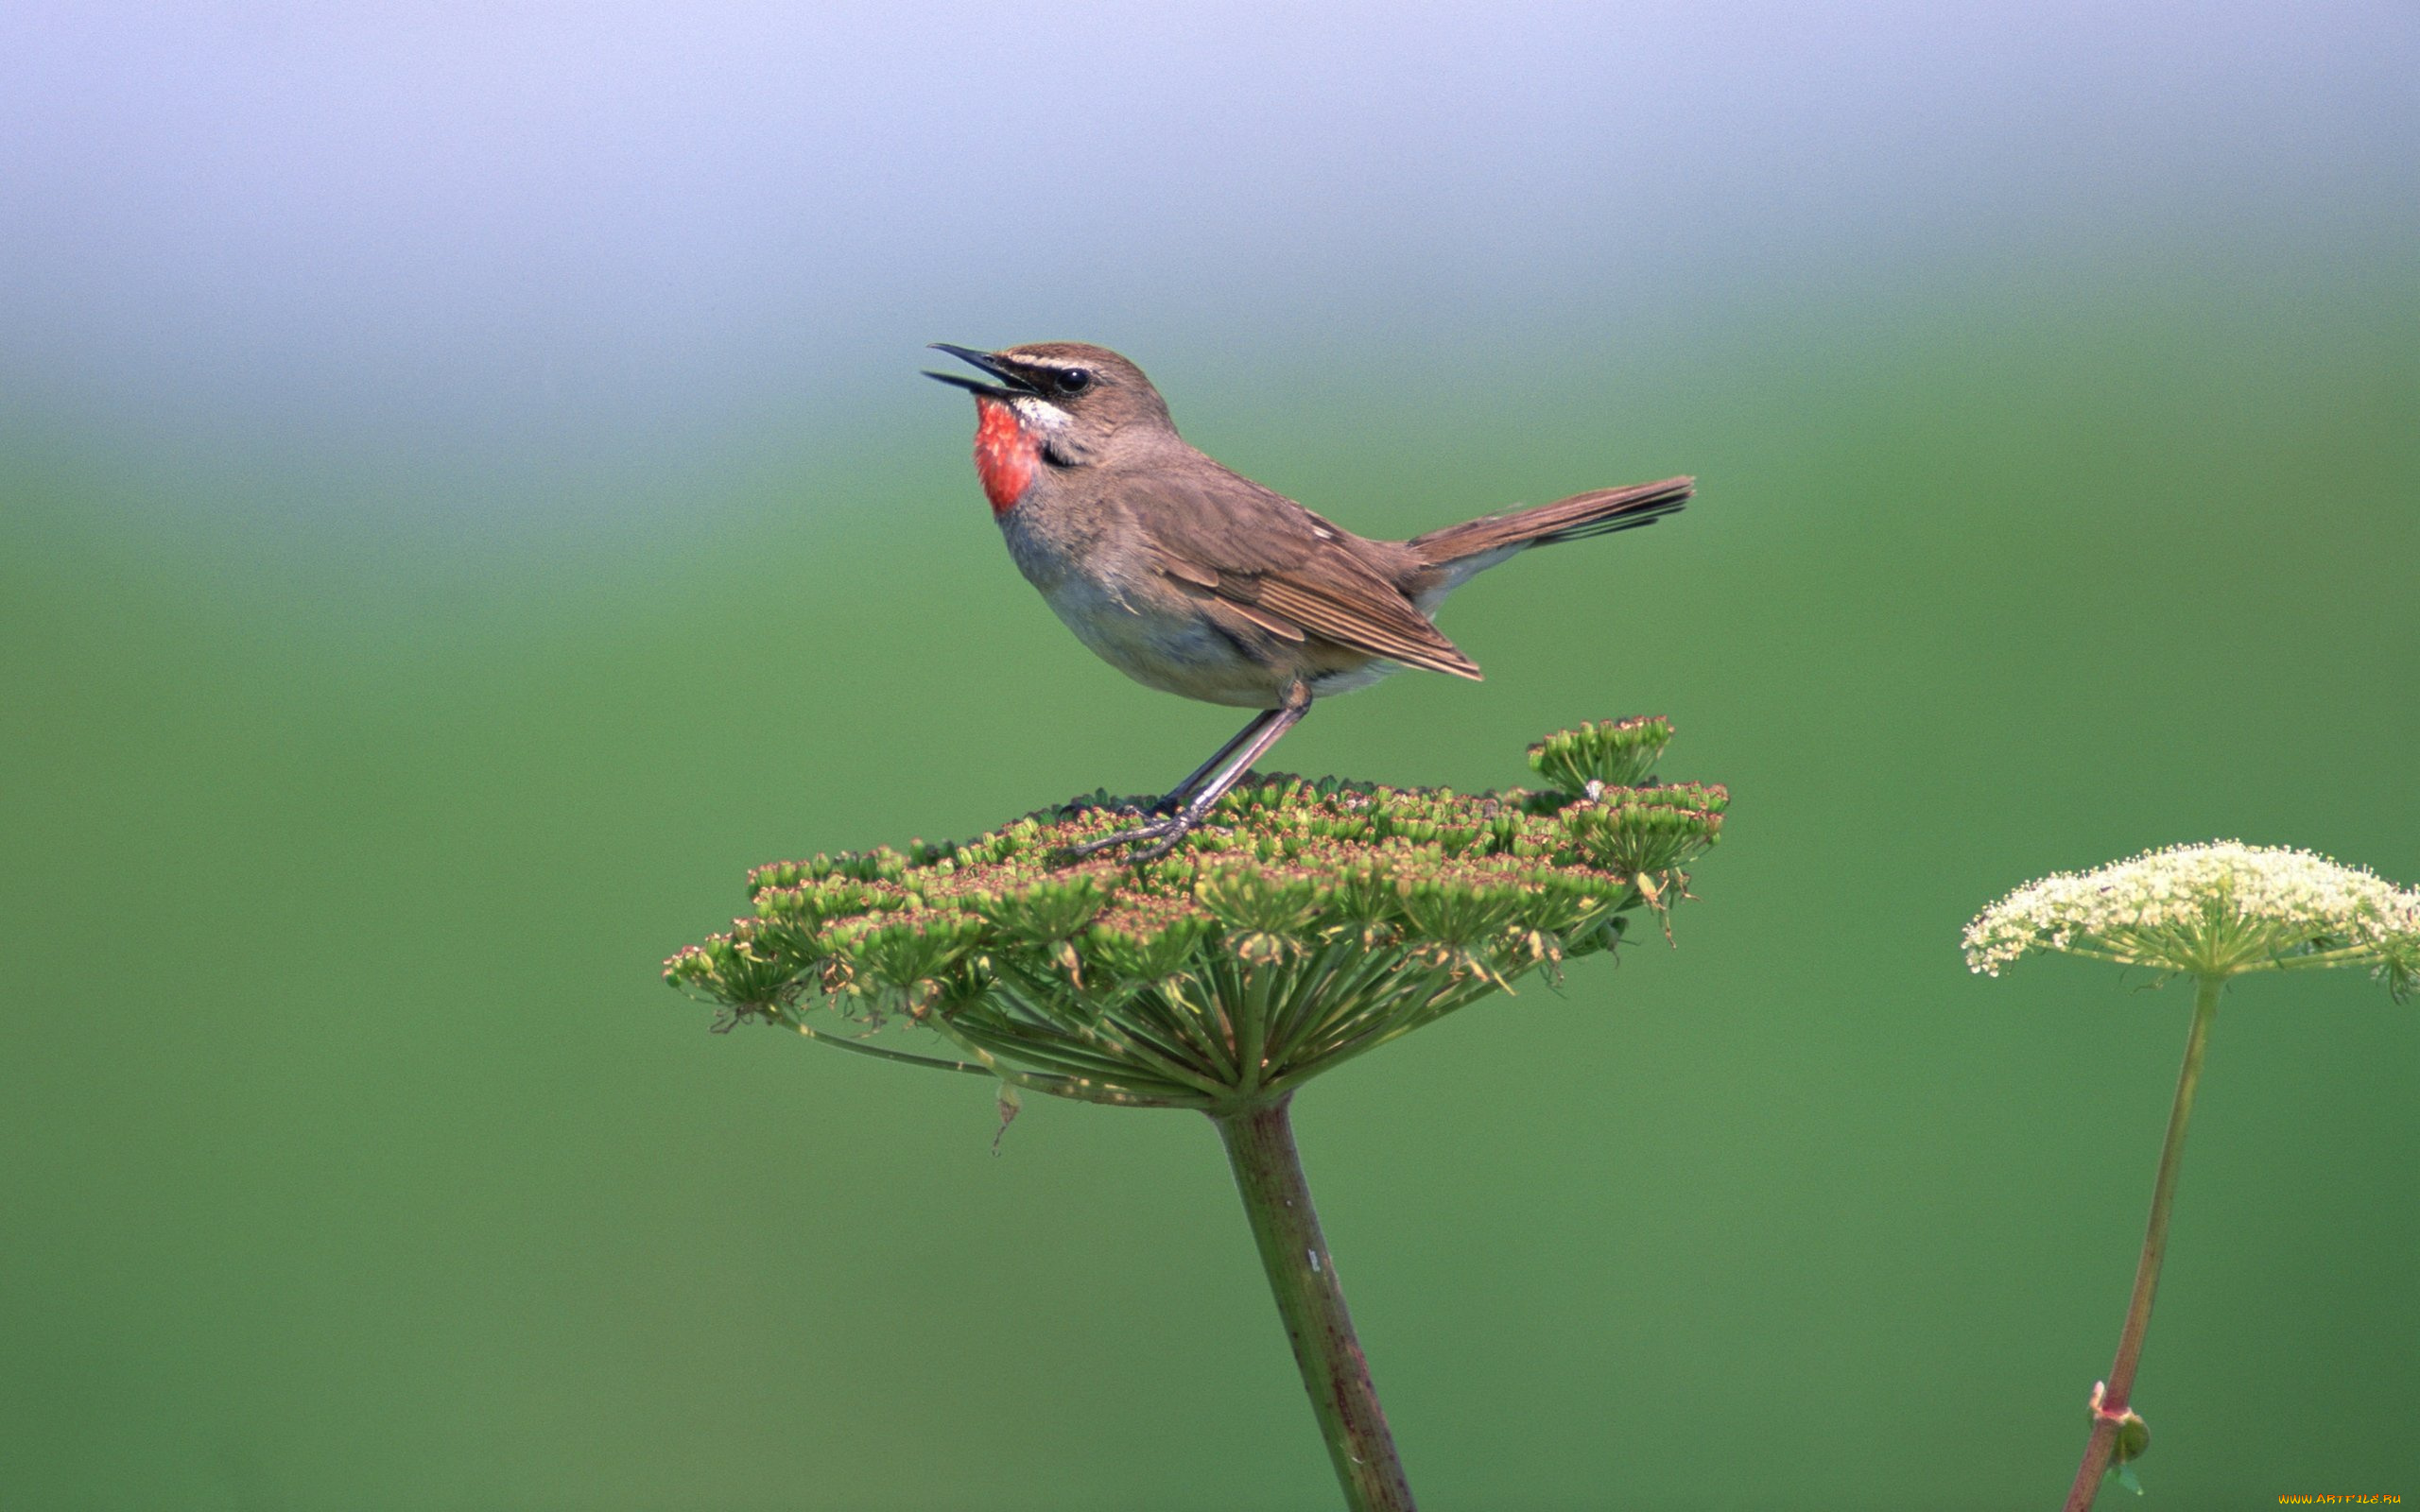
top-left (2062, 973), bottom-right (2221, 1512)
top-left (1213, 1096), bottom-right (1416, 1512)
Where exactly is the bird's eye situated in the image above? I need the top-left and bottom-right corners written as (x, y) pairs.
top-left (1057, 368), bottom-right (1093, 394)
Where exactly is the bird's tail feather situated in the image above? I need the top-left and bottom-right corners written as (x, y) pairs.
top-left (1407, 476), bottom-right (1693, 565)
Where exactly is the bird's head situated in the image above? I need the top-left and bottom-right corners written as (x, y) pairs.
top-left (925, 341), bottom-right (1173, 511)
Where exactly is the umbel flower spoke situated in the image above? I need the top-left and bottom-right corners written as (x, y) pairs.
top-left (666, 718), bottom-right (1726, 1512)
top-left (1963, 841), bottom-right (2419, 1512)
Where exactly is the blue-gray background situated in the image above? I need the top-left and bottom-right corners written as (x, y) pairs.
top-left (3, 5), bottom-right (2413, 1507)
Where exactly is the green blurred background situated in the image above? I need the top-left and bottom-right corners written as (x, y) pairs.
top-left (3, 8), bottom-right (2413, 1509)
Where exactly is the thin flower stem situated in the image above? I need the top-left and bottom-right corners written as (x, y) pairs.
top-left (1268, 943), bottom-right (1409, 1065)
top-left (1115, 984), bottom-right (1232, 1073)
top-left (1157, 975), bottom-right (1244, 1082)
top-left (2063, 972), bottom-right (2222, 1512)
top-left (790, 1022), bottom-right (994, 1076)
top-left (923, 1012), bottom-right (1201, 1109)
top-left (1267, 973), bottom-right (1513, 1096)
top-left (979, 983), bottom-right (1236, 1098)
top-left (2253, 943), bottom-right (2383, 971)
top-left (2046, 944), bottom-right (2148, 967)
top-left (1236, 950), bottom-right (1282, 1096)
top-left (1213, 1096), bottom-right (1416, 1512)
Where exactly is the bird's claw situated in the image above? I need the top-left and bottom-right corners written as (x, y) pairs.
top-left (1063, 812), bottom-right (1199, 863)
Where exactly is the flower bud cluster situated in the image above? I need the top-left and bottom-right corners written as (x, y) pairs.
top-left (666, 723), bottom-right (1726, 1108)
top-left (1528, 715), bottom-right (1672, 796)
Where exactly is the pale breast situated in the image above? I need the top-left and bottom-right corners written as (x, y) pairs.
top-left (1000, 502), bottom-right (1292, 709)
top-left (1045, 576), bottom-right (1290, 708)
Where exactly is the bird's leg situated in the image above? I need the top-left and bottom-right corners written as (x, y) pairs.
top-left (1150, 708), bottom-right (1285, 816)
top-left (1066, 688), bottom-right (1311, 862)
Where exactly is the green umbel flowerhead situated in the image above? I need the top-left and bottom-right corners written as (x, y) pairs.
top-left (666, 723), bottom-right (1726, 1111)
top-left (1528, 715), bottom-right (1672, 796)
top-left (1963, 840), bottom-right (2420, 993)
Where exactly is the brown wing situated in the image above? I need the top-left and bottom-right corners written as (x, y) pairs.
top-left (1130, 457), bottom-right (1481, 680)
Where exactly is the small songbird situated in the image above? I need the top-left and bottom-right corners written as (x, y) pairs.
top-left (925, 341), bottom-right (1691, 859)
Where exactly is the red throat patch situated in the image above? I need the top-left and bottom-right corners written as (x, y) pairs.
top-left (972, 397), bottom-right (1039, 516)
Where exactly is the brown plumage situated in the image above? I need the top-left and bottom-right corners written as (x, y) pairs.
top-left (1408, 475), bottom-right (1694, 562)
top-left (925, 340), bottom-right (1692, 858)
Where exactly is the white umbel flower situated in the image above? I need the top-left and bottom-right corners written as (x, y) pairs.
top-left (1963, 841), bottom-right (2420, 983)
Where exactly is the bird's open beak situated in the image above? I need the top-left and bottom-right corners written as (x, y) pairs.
top-left (923, 343), bottom-right (1041, 400)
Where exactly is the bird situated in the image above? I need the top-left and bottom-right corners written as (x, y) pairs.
top-left (925, 340), bottom-right (1691, 860)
